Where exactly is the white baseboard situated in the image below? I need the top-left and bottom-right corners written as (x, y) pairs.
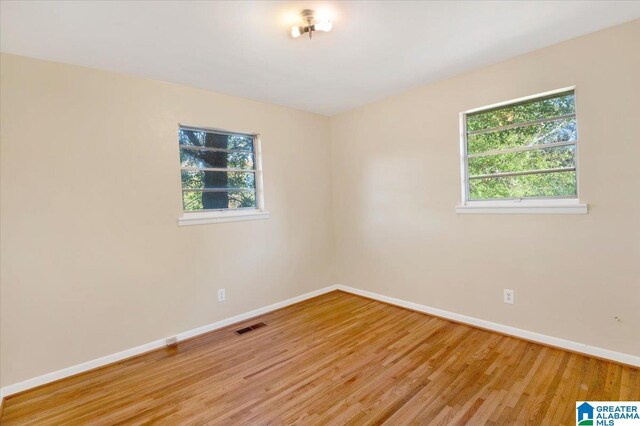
top-left (2, 283), bottom-right (637, 402)
top-left (0, 285), bottom-right (340, 399)
top-left (335, 285), bottom-right (640, 368)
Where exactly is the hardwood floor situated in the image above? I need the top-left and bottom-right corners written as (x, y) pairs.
top-left (2, 290), bottom-right (638, 425)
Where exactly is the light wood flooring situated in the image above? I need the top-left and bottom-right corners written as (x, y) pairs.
top-left (1, 290), bottom-right (638, 425)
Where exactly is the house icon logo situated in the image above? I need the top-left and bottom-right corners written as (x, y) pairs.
top-left (577, 402), bottom-right (594, 425)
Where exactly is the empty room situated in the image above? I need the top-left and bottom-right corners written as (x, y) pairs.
top-left (1, 1), bottom-right (639, 424)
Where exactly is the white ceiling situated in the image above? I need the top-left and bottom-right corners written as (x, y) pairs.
top-left (1, 1), bottom-right (639, 116)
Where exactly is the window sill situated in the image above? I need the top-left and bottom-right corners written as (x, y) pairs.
top-left (455, 201), bottom-right (588, 215)
top-left (178, 210), bottom-right (270, 226)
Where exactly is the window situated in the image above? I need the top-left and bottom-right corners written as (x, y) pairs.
top-left (457, 88), bottom-right (587, 214)
top-left (177, 126), bottom-right (268, 225)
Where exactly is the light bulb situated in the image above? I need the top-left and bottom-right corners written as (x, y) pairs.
top-left (291, 26), bottom-right (302, 38)
top-left (314, 20), bottom-right (332, 32)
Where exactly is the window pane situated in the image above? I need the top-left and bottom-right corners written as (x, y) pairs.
top-left (181, 170), bottom-right (255, 190)
top-left (468, 145), bottom-right (575, 177)
top-left (180, 148), bottom-right (254, 170)
top-left (228, 191), bottom-right (257, 209)
top-left (183, 190), bottom-right (256, 211)
top-left (466, 92), bottom-right (575, 132)
top-left (179, 129), bottom-right (253, 151)
top-left (467, 118), bottom-right (576, 154)
top-left (469, 171), bottom-right (576, 200)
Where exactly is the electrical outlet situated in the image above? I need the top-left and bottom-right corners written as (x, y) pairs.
top-left (503, 289), bottom-right (514, 304)
top-left (218, 288), bottom-right (226, 302)
top-left (165, 336), bottom-right (178, 347)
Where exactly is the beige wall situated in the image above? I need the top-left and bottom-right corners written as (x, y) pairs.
top-left (1, 20), bottom-right (639, 390)
top-left (0, 54), bottom-right (334, 387)
top-left (330, 20), bottom-right (640, 357)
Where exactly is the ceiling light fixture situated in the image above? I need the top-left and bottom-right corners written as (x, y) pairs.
top-left (290, 9), bottom-right (332, 39)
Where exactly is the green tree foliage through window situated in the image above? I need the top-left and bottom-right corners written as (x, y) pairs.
top-left (179, 128), bottom-right (257, 211)
top-left (464, 91), bottom-right (577, 200)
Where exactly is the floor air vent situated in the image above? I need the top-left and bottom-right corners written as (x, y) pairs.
top-left (235, 322), bottom-right (267, 335)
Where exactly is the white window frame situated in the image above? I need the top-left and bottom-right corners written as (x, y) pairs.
top-left (177, 125), bottom-right (269, 226)
top-left (456, 86), bottom-right (587, 214)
